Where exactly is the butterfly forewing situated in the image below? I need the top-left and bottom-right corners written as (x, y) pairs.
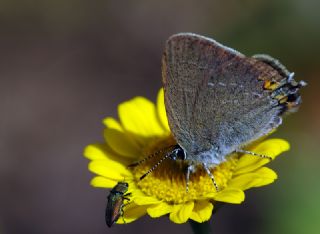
top-left (162, 33), bottom-right (284, 164)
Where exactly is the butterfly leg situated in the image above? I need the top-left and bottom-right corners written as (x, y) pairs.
top-left (185, 164), bottom-right (193, 192)
top-left (236, 149), bottom-right (272, 160)
top-left (202, 163), bottom-right (219, 191)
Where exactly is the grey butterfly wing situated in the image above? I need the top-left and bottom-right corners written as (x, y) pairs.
top-left (162, 33), bottom-right (284, 163)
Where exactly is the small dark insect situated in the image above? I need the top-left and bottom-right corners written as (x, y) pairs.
top-left (105, 182), bottom-right (131, 227)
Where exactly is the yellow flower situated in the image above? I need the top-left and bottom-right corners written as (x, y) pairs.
top-left (84, 89), bottom-right (290, 224)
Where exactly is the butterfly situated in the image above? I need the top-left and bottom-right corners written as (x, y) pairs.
top-left (133, 33), bottom-right (306, 191)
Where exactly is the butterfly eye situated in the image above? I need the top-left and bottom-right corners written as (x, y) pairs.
top-left (168, 146), bottom-right (186, 160)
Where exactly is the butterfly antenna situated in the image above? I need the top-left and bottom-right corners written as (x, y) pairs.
top-left (140, 151), bottom-right (173, 180)
top-left (236, 149), bottom-right (272, 160)
top-left (202, 163), bottom-right (219, 191)
top-left (128, 145), bottom-right (174, 167)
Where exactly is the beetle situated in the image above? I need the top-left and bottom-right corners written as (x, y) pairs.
top-left (105, 182), bottom-right (131, 227)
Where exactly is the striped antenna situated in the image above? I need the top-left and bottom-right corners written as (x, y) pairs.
top-left (139, 150), bottom-right (173, 180)
top-left (128, 145), bottom-right (174, 167)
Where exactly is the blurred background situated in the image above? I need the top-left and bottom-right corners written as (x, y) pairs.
top-left (0, 0), bottom-right (319, 233)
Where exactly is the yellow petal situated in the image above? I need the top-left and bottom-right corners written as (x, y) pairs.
top-left (147, 202), bottom-right (173, 218)
top-left (169, 202), bottom-right (194, 224)
top-left (234, 139), bottom-right (290, 175)
top-left (83, 143), bottom-right (131, 165)
top-left (133, 195), bottom-right (161, 205)
top-left (118, 203), bottom-right (148, 224)
top-left (102, 117), bottom-right (123, 131)
top-left (190, 200), bottom-right (214, 223)
top-left (90, 176), bottom-right (118, 188)
top-left (88, 160), bottom-right (132, 180)
top-left (126, 183), bottom-right (139, 194)
top-left (229, 167), bottom-right (277, 190)
top-left (84, 144), bottom-right (109, 161)
top-left (213, 188), bottom-right (245, 204)
top-left (157, 88), bottom-right (170, 132)
top-left (118, 96), bottom-right (166, 138)
top-left (104, 128), bottom-right (141, 158)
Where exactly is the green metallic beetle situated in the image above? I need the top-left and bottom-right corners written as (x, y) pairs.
top-left (106, 182), bottom-right (131, 227)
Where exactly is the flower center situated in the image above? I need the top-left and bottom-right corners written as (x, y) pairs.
top-left (130, 137), bottom-right (239, 204)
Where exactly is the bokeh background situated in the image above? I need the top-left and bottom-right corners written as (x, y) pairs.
top-left (0, 0), bottom-right (319, 233)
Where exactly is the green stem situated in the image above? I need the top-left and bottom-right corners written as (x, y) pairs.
top-left (188, 202), bottom-right (225, 234)
top-left (189, 220), bottom-right (211, 234)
